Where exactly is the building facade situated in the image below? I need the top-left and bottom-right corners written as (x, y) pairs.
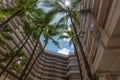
top-left (78, 0), bottom-right (120, 80)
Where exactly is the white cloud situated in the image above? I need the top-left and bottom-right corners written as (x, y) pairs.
top-left (58, 48), bottom-right (70, 55)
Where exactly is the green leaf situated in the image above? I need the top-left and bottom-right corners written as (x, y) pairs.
top-left (0, 52), bottom-right (16, 63)
top-left (72, 11), bottom-right (80, 26)
top-left (43, 35), bottom-right (49, 45)
top-left (44, 10), bottom-right (55, 25)
top-left (5, 52), bottom-right (15, 57)
top-left (69, 37), bottom-right (73, 46)
top-left (59, 35), bottom-right (69, 39)
top-left (0, 43), bottom-right (5, 48)
top-left (56, 1), bottom-right (68, 11)
top-left (17, 51), bottom-right (25, 57)
top-left (3, 35), bottom-right (13, 40)
top-left (57, 15), bottom-right (68, 25)
top-left (0, 10), bottom-right (12, 17)
top-left (50, 37), bottom-right (61, 48)
top-left (20, 58), bottom-right (27, 66)
top-left (0, 26), bottom-right (11, 33)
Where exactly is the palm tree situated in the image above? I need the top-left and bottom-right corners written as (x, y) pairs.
top-left (18, 25), bottom-right (45, 80)
top-left (22, 43), bottom-right (47, 80)
top-left (58, 25), bottom-right (85, 79)
top-left (44, 0), bottom-right (93, 79)
top-left (0, 51), bottom-right (27, 79)
top-left (18, 9), bottom-right (62, 79)
top-left (0, 25), bottom-right (35, 77)
top-left (0, 26), bottom-right (13, 56)
top-left (0, 24), bottom-right (31, 54)
top-left (22, 23), bottom-right (64, 80)
top-left (59, 27), bottom-right (83, 80)
top-left (0, 2), bottom-right (43, 77)
top-left (3, 72), bottom-right (8, 80)
top-left (0, 8), bottom-right (45, 77)
top-left (0, 0), bottom-right (38, 29)
top-left (73, 41), bottom-right (83, 80)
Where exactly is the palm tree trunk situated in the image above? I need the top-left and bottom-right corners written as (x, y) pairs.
top-left (0, 28), bottom-right (34, 77)
top-left (0, 8), bottom-right (22, 29)
top-left (0, 65), bottom-right (19, 79)
top-left (3, 72), bottom-right (8, 80)
top-left (73, 40), bottom-right (83, 80)
top-left (18, 26), bottom-right (45, 80)
top-left (23, 43), bottom-right (47, 80)
top-left (70, 15), bottom-right (93, 80)
top-left (10, 38), bottom-right (25, 53)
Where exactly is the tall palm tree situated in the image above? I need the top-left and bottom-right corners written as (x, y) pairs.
top-left (58, 26), bottom-right (84, 79)
top-left (0, 8), bottom-right (45, 77)
top-left (0, 3), bottom-right (42, 77)
top-left (44, 0), bottom-right (93, 79)
top-left (23, 43), bottom-right (47, 80)
top-left (0, 0), bottom-right (38, 29)
top-left (0, 51), bottom-right (27, 79)
top-left (18, 9), bottom-right (62, 79)
top-left (18, 26), bottom-right (44, 80)
top-left (0, 26), bottom-right (13, 50)
top-left (0, 25), bottom-right (34, 77)
top-left (22, 23), bottom-right (64, 80)
top-left (73, 41), bottom-right (83, 80)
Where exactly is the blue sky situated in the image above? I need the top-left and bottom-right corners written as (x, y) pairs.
top-left (37, 0), bottom-right (74, 55)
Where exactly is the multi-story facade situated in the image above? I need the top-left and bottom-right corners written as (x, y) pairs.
top-left (27, 52), bottom-right (81, 80)
top-left (0, 0), bottom-right (120, 80)
top-left (78, 0), bottom-right (120, 80)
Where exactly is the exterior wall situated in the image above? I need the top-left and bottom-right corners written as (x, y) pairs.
top-left (79, 0), bottom-right (120, 80)
top-left (67, 55), bottom-right (81, 80)
top-left (27, 52), bottom-right (68, 80)
top-left (27, 53), bottom-right (81, 80)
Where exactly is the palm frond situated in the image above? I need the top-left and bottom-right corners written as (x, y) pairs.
top-left (50, 37), bottom-right (61, 48)
top-left (56, 1), bottom-right (68, 11)
top-left (71, 0), bottom-right (80, 8)
top-left (72, 11), bottom-right (80, 26)
top-left (69, 37), bottom-right (73, 46)
top-left (59, 35), bottom-right (70, 39)
top-left (0, 42), bottom-right (6, 49)
top-left (43, 10), bottom-right (56, 25)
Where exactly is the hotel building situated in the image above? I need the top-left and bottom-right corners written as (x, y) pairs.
top-left (0, 0), bottom-right (120, 80)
